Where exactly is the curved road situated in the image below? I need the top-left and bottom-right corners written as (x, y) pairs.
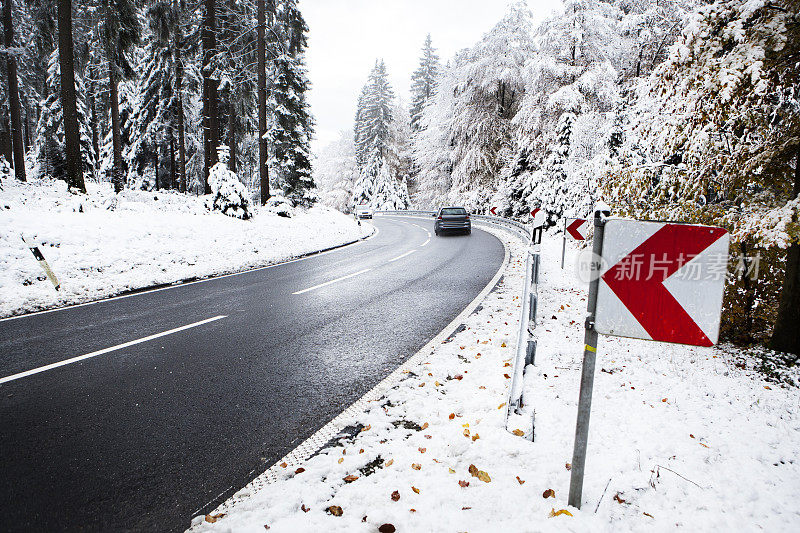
top-left (0, 216), bottom-right (504, 532)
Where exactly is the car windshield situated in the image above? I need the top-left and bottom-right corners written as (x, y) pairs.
top-left (441, 208), bottom-right (467, 215)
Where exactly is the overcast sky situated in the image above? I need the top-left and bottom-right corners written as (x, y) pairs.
top-left (302, 0), bottom-right (561, 154)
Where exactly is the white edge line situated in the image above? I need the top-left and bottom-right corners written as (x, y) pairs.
top-left (387, 249), bottom-right (417, 263)
top-left (190, 225), bottom-right (512, 527)
top-left (292, 268), bottom-right (372, 295)
top-left (421, 238), bottom-right (431, 247)
top-left (0, 226), bottom-right (379, 324)
top-left (0, 315), bottom-right (227, 385)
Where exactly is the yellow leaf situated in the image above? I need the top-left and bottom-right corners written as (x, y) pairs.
top-left (412, 486), bottom-right (420, 494)
top-left (498, 403), bottom-right (506, 409)
top-left (386, 459), bottom-right (394, 467)
top-left (512, 429), bottom-right (524, 437)
top-left (477, 470), bottom-right (491, 483)
top-left (412, 463), bottom-right (421, 470)
top-left (435, 381), bottom-right (441, 387)
top-left (449, 468), bottom-right (456, 474)
top-left (462, 423), bottom-right (469, 428)
top-left (361, 425), bottom-right (371, 432)
top-left (204, 513), bottom-right (225, 523)
top-left (501, 342), bottom-right (507, 347)
top-left (338, 457), bottom-right (344, 464)
top-left (548, 508), bottom-right (573, 518)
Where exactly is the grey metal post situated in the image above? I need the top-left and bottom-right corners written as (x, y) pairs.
top-left (567, 207), bottom-right (609, 509)
top-left (560, 218), bottom-right (567, 269)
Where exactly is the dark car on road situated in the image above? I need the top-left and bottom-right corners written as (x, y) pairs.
top-left (434, 206), bottom-right (471, 236)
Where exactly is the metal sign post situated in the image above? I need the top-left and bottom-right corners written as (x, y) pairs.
top-left (560, 218), bottom-right (567, 269)
top-left (567, 207), bottom-right (608, 509)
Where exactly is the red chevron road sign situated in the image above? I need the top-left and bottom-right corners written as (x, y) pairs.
top-left (565, 218), bottom-right (587, 240)
top-left (490, 206), bottom-right (498, 215)
top-left (594, 220), bottom-right (729, 347)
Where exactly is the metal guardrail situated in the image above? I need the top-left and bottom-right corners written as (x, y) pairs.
top-left (376, 209), bottom-right (539, 440)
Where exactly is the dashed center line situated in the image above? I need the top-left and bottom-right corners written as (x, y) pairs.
top-left (387, 250), bottom-right (417, 263)
top-left (0, 315), bottom-right (227, 385)
top-left (292, 268), bottom-right (372, 295)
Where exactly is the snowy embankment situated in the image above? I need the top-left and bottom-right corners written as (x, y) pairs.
top-left (0, 179), bottom-right (368, 318)
top-left (189, 222), bottom-right (800, 533)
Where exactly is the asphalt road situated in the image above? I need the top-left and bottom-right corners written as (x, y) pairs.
top-left (0, 216), bottom-right (504, 532)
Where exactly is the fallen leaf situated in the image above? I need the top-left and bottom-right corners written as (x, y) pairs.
top-left (455, 375), bottom-right (463, 380)
top-left (412, 486), bottom-right (420, 494)
top-left (462, 423), bottom-right (469, 427)
top-left (391, 490), bottom-right (400, 502)
top-left (504, 362), bottom-right (511, 367)
top-left (463, 429), bottom-right (470, 437)
top-left (472, 434), bottom-right (480, 441)
top-left (359, 449), bottom-right (364, 454)
top-left (661, 398), bottom-right (667, 403)
top-left (449, 468), bottom-right (456, 474)
top-left (498, 403), bottom-right (506, 409)
top-left (301, 504), bottom-right (310, 513)
top-left (449, 413), bottom-right (456, 420)
top-left (385, 459), bottom-right (394, 466)
top-left (689, 434), bottom-right (695, 439)
top-left (548, 508), bottom-right (573, 518)
top-left (338, 457), bottom-right (344, 464)
top-left (343, 474), bottom-right (359, 483)
top-left (263, 525), bottom-right (270, 530)
top-left (468, 464), bottom-right (479, 477)
top-left (419, 447), bottom-right (427, 453)
top-left (280, 462), bottom-right (287, 468)
top-left (699, 442), bottom-right (709, 448)
top-left (543, 489), bottom-right (555, 499)
top-left (565, 463), bottom-right (572, 471)
top-left (205, 513), bottom-right (225, 523)
top-left (435, 381), bottom-right (441, 387)
top-left (419, 383), bottom-right (425, 387)
top-left (459, 480), bottom-right (469, 488)
top-left (643, 512), bottom-right (654, 518)
top-left (764, 386), bottom-right (772, 390)
top-left (412, 463), bottom-right (421, 470)
top-left (362, 516), bottom-right (367, 522)
top-left (462, 507), bottom-right (472, 510)
top-left (504, 373), bottom-right (511, 379)
top-left (516, 476), bottom-right (525, 485)
top-left (378, 524), bottom-right (396, 533)
top-left (424, 434), bottom-right (432, 439)
top-left (422, 422), bottom-right (429, 430)
top-left (512, 429), bottom-right (524, 437)
top-left (409, 508), bottom-right (417, 513)
top-left (327, 505), bottom-right (343, 517)
top-left (478, 386), bottom-right (486, 389)
top-left (361, 425), bottom-right (371, 432)
top-left (501, 342), bottom-right (507, 347)
top-left (613, 493), bottom-right (626, 504)
top-left (295, 467), bottom-right (305, 474)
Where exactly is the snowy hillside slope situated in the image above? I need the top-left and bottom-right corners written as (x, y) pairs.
top-left (0, 179), bottom-right (367, 318)
top-left (190, 225), bottom-right (799, 532)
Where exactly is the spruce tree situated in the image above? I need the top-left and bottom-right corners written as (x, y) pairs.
top-left (409, 34), bottom-right (439, 132)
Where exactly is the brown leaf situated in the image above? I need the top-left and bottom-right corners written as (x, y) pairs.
top-left (263, 526), bottom-right (270, 530)
top-left (418, 383), bottom-right (425, 387)
top-left (327, 505), bottom-right (343, 516)
top-left (764, 385), bottom-right (772, 390)
top-left (449, 413), bottom-right (455, 420)
top-left (516, 476), bottom-right (525, 485)
top-left (359, 448), bottom-right (365, 454)
top-left (361, 425), bottom-right (371, 432)
top-left (455, 375), bottom-right (463, 380)
top-left (301, 504), bottom-right (310, 513)
top-left (409, 508), bottom-right (417, 513)
top-left (643, 512), bottom-right (654, 518)
top-left (504, 373), bottom-right (511, 379)
top-left (613, 492), bottom-right (626, 504)
top-left (295, 467), bottom-right (305, 474)
top-left (461, 507), bottom-right (472, 510)
top-left (412, 463), bottom-right (421, 470)
top-left (412, 486), bottom-right (420, 494)
top-left (661, 398), bottom-right (667, 403)
top-left (468, 464), bottom-right (479, 477)
top-left (204, 513), bottom-right (225, 523)
top-left (391, 490), bottom-right (400, 502)
top-left (343, 474), bottom-right (359, 483)
top-left (378, 525), bottom-right (396, 533)
top-left (543, 489), bottom-right (555, 499)
top-left (458, 480), bottom-right (469, 488)
top-left (504, 362), bottom-right (511, 367)
top-left (565, 462), bottom-right (572, 471)
top-left (472, 434), bottom-right (480, 441)
top-left (422, 422), bottom-right (429, 429)
top-left (512, 429), bottom-right (524, 437)
top-left (280, 462), bottom-right (287, 468)
top-left (419, 447), bottom-right (426, 453)
top-left (362, 516), bottom-right (367, 522)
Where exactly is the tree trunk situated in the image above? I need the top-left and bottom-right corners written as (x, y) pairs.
top-left (88, 67), bottom-right (99, 175)
top-left (202, 0), bottom-right (219, 193)
top-left (174, 0), bottom-right (187, 193)
top-left (170, 134), bottom-right (176, 189)
top-left (108, 66), bottom-right (124, 192)
top-left (257, 0), bottom-right (269, 204)
top-left (770, 149), bottom-right (800, 355)
top-left (57, 0), bottom-right (85, 192)
top-left (0, 108), bottom-right (11, 164)
top-left (228, 97), bottom-right (236, 173)
top-left (23, 107), bottom-right (30, 152)
top-left (3, 0), bottom-right (25, 180)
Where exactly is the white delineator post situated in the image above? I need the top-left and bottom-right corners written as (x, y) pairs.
top-left (568, 205), bottom-right (609, 509)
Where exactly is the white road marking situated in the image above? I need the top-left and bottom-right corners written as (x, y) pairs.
top-left (421, 238), bottom-right (431, 247)
top-left (292, 268), bottom-right (372, 295)
top-left (0, 315), bottom-right (227, 385)
top-left (387, 250), bottom-right (417, 263)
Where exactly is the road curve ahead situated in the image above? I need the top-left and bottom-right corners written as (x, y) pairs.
top-left (0, 216), bottom-right (504, 532)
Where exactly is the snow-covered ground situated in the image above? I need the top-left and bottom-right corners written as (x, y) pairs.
top-left (0, 179), bottom-right (367, 318)
top-left (189, 222), bottom-right (800, 532)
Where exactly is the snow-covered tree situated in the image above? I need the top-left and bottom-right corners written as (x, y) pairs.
top-left (207, 144), bottom-right (252, 219)
top-left (33, 50), bottom-right (95, 183)
top-left (409, 34), bottom-right (440, 132)
top-left (314, 131), bottom-right (359, 212)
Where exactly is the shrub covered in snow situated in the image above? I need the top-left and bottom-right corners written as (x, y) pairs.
top-left (265, 195), bottom-right (294, 218)
top-left (207, 145), bottom-right (252, 220)
top-left (0, 156), bottom-right (11, 186)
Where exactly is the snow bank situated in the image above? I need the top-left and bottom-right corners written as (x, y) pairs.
top-left (0, 178), bottom-right (367, 318)
top-left (188, 222), bottom-right (799, 532)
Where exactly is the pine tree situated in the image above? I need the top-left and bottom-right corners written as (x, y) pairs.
top-left (34, 49), bottom-right (94, 183)
top-left (409, 34), bottom-right (439, 132)
top-left (3, 0), bottom-right (25, 181)
top-left (267, 0), bottom-right (314, 206)
top-left (56, 0), bottom-right (84, 191)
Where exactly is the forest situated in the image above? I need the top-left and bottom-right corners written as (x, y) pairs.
top-left (0, 0), bottom-right (313, 208)
top-left (314, 0), bottom-right (799, 355)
